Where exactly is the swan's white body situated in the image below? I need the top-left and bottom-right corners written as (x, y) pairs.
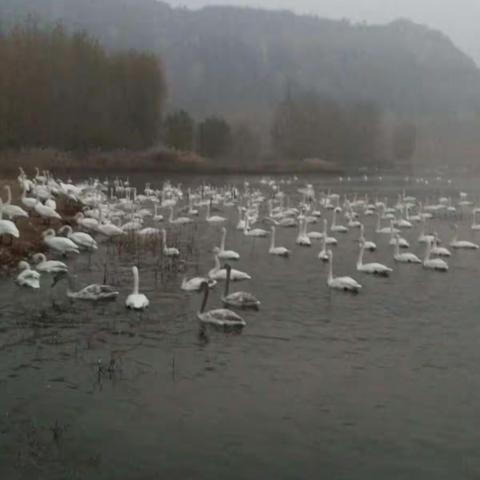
top-left (269, 226), bottom-right (290, 256)
top-left (16, 261), bottom-right (40, 289)
top-left (217, 227), bottom-right (240, 260)
top-left (330, 210), bottom-right (348, 233)
top-left (75, 213), bottom-right (100, 231)
top-left (359, 224), bottom-right (376, 251)
top-left (393, 236), bottom-right (421, 264)
top-left (208, 253), bottom-right (251, 281)
top-left (43, 229), bottom-right (80, 255)
top-left (243, 217), bottom-right (268, 237)
top-left (423, 241), bottom-right (448, 271)
top-left (181, 277), bottom-right (217, 292)
top-left (450, 226), bottom-right (479, 249)
top-left (197, 282), bottom-right (246, 327)
top-left (169, 206), bottom-right (192, 225)
top-left (205, 204), bottom-right (226, 224)
top-left (221, 264), bottom-right (260, 310)
top-left (296, 218), bottom-right (311, 246)
top-left (327, 250), bottom-right (361, 292)
top-left (431, 234), bottom-right (451, 257)
top-left (162, 229), bottom-right (180, 257)
top-left (34, 201), bottom-right (61, 220)
top-left (61, 226), bottom-right (98, 251)
top-left (32, 253), bottom-right (68, 273)
top-left (357, 242), bottom-right (393, 276)
top-left (0, 201), bottom-right (20, 238)
top-left (125, 266), bottom-right (149, 309)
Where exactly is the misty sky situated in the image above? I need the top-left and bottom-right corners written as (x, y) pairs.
top-left (166, 0), bottom-right (480, 64)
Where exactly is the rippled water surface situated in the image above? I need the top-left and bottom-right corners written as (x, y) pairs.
top-left (2, 174), bottom-right (480, 479)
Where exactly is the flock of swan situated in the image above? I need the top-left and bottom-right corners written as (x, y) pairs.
top-left (1, 168), bottom-right (479, 328)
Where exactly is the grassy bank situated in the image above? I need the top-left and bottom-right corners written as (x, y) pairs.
top-left (0, 148), bottom-right (342, 178)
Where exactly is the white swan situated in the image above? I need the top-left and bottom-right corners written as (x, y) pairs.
top-left (358, 224), bottom-right (376, 251)
top-left (59, 225), bottom-right (98, 251)
top-left (205, 203), bottom-right (226, 224)
top-left (34, 200), bottom-right (61, 221)
top-left (58, 275), bottom-right (119, 301)
top-left (32, 253), bottom-right (68, 274)
top-left (181, 276), bottom-right (217, 292)
top-left (449, 225), bottom-right (479, 250)
top-left (197, 281), bottom-right (246, 327)
top-left (221, 264), bottom-right (260, 310)
top-left (243, 216), bottom-right (268, 237)
top-left (430, 233), bottom-right (451, 257)
top-left (217, 227), bottom-right (240, 260)
top-left (42, 229), bottom-right (80, 255)
top-left (169, 206), bottom-right (192, 225)
top-left (357, 241), bottom-right (393, 276)
top-left (471, 209), bottom-right (480, 231)
top-left (327, 250), bottom-right (362, 293)
top-left (330, 209), bottom-right (348, 233)
top-left (161, 229), bottom-right (180, 257)
top-left (75, 212), bottom-right (99, 231)
top-left (318, 232), bottom-right (329, 262)
top-left (208, 251), bottom-right (251, 281)
top-left (269, 226), bottom-right (290, 257)
top-left (418, 217), bottom-right (435, 244)
top-left (321, 218), bottom-right (337, 245)
top-left (16, 261), bottom-right (40, 289)
top-left (0, 199), bottom-right (20, 239)
top-left (393, 235), bottom-right (421, 264)
top-left (295, 217), bottom-right (311, 246)
top-left (2, 185), bottom-right (28, 219)
top-left (388, 221), bottom-right (409, 248)
top-left (423, 240), bottom-right (448, 271)
top-left (125, 266), bottom-right (149, 309)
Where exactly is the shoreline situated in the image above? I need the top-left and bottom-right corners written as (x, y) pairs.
top-left (0, 148), bottom-right (343, 179)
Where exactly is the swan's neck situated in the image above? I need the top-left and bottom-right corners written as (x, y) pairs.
top-left (224, 267), bottom-right (231, 297)
top-left (270, 229), bottom-right (275, 249)
top-left (328, 254), bottom-right (333, 281)
top-left (200, 285), bottom-right (209, 313)
top-left (169, 208), bottom-right (174, 222)
top-left (133, 268), bottom-right (139, 295)
top-left (214, 255), bottom-right (220, 271)
top-left (357, 245), bottom-right (364, 267)
top-left (162, 230), bottom-right (167, 247)
top-left (5, 186), bottom-right (11, 204)
top-left (206, 203), bottom-right (210, 219)
top-left (220, 229), bottom-right (226, 251)
top-left (395, 237), bottom-right (400, 255)
top-left (424, 242), bottom-right (431, 262)
top-left (332, 210), bottom-right (337, 227)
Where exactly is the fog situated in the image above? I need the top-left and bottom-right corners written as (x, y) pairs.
top-left (168, 0), bottom-right (480, 63)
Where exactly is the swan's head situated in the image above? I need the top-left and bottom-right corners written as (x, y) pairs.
top-left (42, 229), bottom-right (55, 238)
top-left (18, 261), bottom-right (30, 271)
top-left (32, 253), bottom-right (46, 264)
top-left (74, 212), bottom-right (84, 220)
top-left (212, 247), bottom-right (220, 254)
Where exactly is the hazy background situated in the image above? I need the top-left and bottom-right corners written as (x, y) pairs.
top-left (169, 0), bottom-right (480, 64)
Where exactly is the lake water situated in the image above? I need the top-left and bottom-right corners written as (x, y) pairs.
top-left (1, 174), bottom-right (480, 479)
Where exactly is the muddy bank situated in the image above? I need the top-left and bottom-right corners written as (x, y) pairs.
top-left (0, 180), bottom-right (81, 271)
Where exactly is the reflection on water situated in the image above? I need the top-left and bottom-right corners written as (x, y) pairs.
top-left (1, 174), bottom-right (480, 479)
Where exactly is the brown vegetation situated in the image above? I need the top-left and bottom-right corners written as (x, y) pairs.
top-left (0, 180), bottom-right (81, 271)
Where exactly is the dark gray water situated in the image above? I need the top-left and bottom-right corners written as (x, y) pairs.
top-left (1, 174), bottom-right (480, 479)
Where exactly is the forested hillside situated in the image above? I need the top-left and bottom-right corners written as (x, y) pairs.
top-left (1, 0), bottom-right (478, 118)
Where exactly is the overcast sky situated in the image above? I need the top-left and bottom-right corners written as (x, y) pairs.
top-left (166, 0), bottom-right (480, 64)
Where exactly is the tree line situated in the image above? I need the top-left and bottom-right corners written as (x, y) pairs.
top-left (163, 110), bottom-right (262, 162)
top-left (0, 22), bottom-right (166, 150)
